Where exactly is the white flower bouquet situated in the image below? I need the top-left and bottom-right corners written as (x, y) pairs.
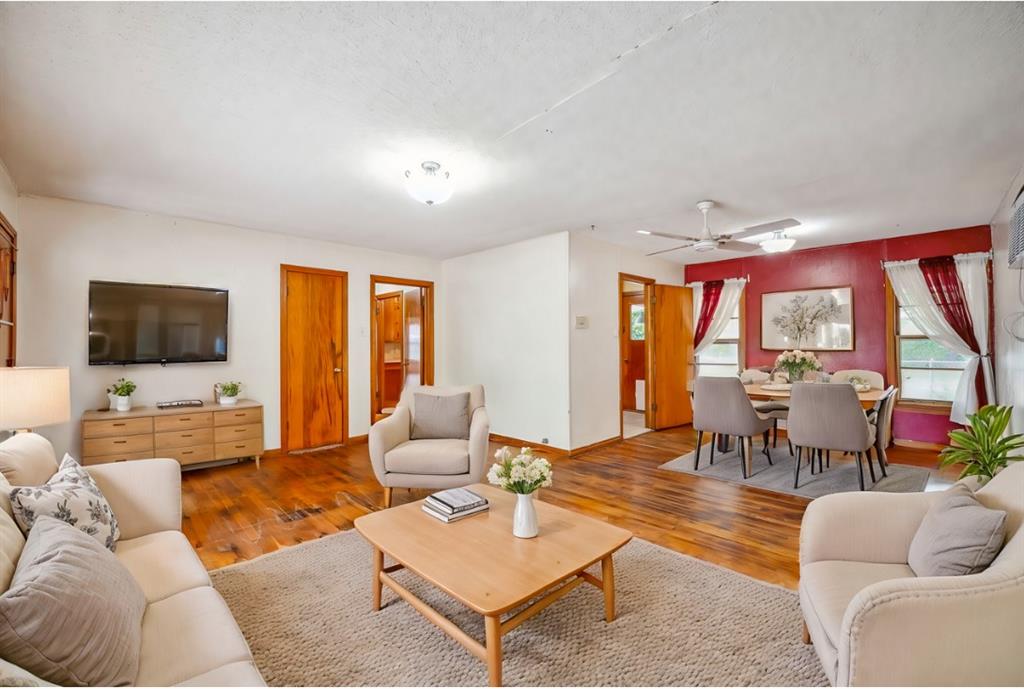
top-left (775, 350), bottom-right (822, 383)
top-left (486, 446), bottom-right (553, 495)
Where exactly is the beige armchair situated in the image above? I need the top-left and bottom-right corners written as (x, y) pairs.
top-left (368, 384), bottom-right (489, 507)
top-left (799, 462), bottom-right (1024, 686)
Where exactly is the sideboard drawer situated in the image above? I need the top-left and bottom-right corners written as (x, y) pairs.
top-left (159, 444), bottom-right (215, 466)
top-left (82, 417), bottom-right (153, 439)
top-left (154, 412), bottom-right (213, 433)
top-left (82, 434), bottom-right (154, 458)
top-left (215, 437), bottom-right (263, 460)
top-left (214, 407), bottom-right (263, 426)
top-left (82, 450), bottom-right (155, 466)
top-left (155, 427), bottom-right (215, 450)
top-left (214, 423), bottom-right (262, 443)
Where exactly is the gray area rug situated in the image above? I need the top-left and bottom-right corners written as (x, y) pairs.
top-left (212, 531), bottom-right (827, 686)
top-left (660, 443), bottom-right (930, 499)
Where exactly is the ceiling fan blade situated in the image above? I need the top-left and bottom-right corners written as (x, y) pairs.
top-left (645, 243), bottom-right (693, 257)
top-left (646, 230), bottom-right (702, 242)
top-left (717, 240), bottom-right (761, 253)
top-left (725, 218), bottom-right (801, 240)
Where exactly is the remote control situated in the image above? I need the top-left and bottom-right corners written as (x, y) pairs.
top-left (156, 399), bottom-right (205, 409)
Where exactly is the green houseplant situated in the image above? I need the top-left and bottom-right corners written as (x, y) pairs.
top-left (939, 404), bottom-right (1024, 483)
top-left (217, 381), bottom-right (242, 406)
top-left (107, 378), bottom-right (136, 412)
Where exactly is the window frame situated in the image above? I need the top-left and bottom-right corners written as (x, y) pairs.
top-left (885, 276), bottom-right (955, 412)
top-left (692, 292), bottom-right (745, 378)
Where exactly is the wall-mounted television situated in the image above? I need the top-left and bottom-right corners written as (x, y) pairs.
top-left (88, 281), bottom-right (228, 365)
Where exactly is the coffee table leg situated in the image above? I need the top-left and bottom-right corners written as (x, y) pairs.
top-left (372, 547), bottom-right (383, 611)
top-left (484, 614), bottom-right (502, 687)
top-left (601, 555), bottom-right (616, 622)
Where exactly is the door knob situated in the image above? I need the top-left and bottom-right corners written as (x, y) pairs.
top-left (334, 367), bottom-right (342, 373)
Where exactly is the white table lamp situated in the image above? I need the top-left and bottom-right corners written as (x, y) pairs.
top-left (0, 367), bottom-right (71, 432)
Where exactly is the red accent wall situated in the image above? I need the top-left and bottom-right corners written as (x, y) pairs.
top-left (684, 225), bottom-right (992, 443)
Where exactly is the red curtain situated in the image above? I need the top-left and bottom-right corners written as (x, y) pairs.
top-left (693, 280), bottom-right (724, 350)
top-left (919, 255), bottom-right (986, 405)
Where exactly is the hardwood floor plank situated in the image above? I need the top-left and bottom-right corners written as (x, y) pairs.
top-left (181, 426), bottom-right (949, 588)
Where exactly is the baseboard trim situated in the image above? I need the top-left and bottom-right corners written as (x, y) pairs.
top-left (348, 434), bottom-right (368, 445)
top-left (894, 439), bottom-right (945, 452)
top-left (569, 436), bottom-right (621, 457)
top-left (489, 433), bottom-right (569, 457)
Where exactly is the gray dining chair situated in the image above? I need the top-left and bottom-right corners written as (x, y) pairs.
top-left (787, 382), bottom-right (877, 490)
top-left (831, 369), bottom-right (885, 389)
top-left (867, 385), bottom-right (898, 476)
top-left (692, 377), bottom-right (775, 479)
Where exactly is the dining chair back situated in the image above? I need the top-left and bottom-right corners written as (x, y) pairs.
top-left (692, 377), bottom-right (775, 478)
top-left (872, 385), bottom-right (898, 469)
top-left (789, 382), bottom-right (877, 490)
top-left (831, 369), bottom-right (885, 390)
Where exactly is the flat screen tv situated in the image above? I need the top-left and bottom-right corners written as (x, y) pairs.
top-left (88, 281), bottom-right (228, 365)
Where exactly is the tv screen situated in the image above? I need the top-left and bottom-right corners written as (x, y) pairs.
top-left (88, 281), bottom-right (228, 365)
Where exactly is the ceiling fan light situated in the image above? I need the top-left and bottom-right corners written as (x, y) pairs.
top-left (694, 239), bottom-right (718, 252)
top-left (404, 161), bottom-right (453, 205)
top-left (760, 231), bottom-right (796, 253)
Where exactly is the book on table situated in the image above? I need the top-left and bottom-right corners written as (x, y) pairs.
top-left (425, 487), bottom-right (488, 515)
top-left (421, 501), bottom-right (489, 523)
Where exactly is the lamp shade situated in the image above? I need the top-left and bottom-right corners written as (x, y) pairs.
top-left (0, 367), bottom-right (71, 430)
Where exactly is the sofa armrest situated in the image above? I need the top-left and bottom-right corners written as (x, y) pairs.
top-left (468, 406), bottom-right (490, 481)
top-left (86, 459), bottom-right (182, 540)
top-left (368, 406), bottom-right (410, 482)
top-left (838, 571), bottom-right (1024, 686)
top-left (800, 490), bottom-right (937, 566)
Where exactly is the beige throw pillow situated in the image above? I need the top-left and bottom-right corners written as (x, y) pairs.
top-left (411, 392), bottom-right (471, 440)
top-left (0, 517), bottom-right (145, 686)
top-left (908, 483), bottom-right (1008, 577)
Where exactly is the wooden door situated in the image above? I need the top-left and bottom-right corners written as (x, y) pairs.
top-left (0, 213), bottom-right (15, 367)
top-left (620, 292), bottom-right (646, 410)
top-left (651, 285), bottom-right (694, 429)
top-left (280, 265), bottom-right (347, 451)
top-left (403, 287), bottom-right (423, 390)
top-left (375, 292), bottom-right (404, 411)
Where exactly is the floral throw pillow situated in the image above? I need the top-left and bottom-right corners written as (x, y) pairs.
top-left (9, 454), bottom-right (120, 551)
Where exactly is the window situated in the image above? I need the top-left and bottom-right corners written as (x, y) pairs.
top-left (694, 303), bottom-right (741, 377)
top-left (895, 306), bottom-right (969, 403)
top-left (629, 304), bottom-right (645, 340)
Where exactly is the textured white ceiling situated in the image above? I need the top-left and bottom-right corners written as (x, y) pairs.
top-left (1, 2), bottom-right (1022, 262)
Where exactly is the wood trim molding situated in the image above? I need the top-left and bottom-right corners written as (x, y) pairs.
top-left (348, 434), bottom-right (368, 445)
top-left (280, 264), bottom-right (349, 452)
top-left (895, 401), bottom-right (953, 416)
top-left (0, 209), bottom-right (15, 367)
top-left (489, 433), bottom-right (569, 458)
top-left (894, 438), bottom-right (946, 452)
top-left (569, 436), bottom-right (621, 457)
top-left (618, 273), bottom-right (656, 436)
top-left (369, 275), bottom-right (435, 426)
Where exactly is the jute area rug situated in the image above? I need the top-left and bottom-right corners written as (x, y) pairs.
top-left (211, 530), bottom-right (828, 686)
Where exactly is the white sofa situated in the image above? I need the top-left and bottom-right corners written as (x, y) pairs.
top-left (799, 462), bottom-right (1024, 686)
top-left (0, 433), bottom-right (264, 686)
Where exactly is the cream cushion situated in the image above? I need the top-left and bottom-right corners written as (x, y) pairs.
top-left (0, 517), bottom-right (146, 686)
top-left (411, 391), bottom-right (471, 440)
top-left (0, 657), bottom-right (51, 687)
top-left (384, 438), bottom-right (470, 475)
top-left (174, 661), bottom-right (265, 687)
top-left (115, 531), bottom-right (211, 604)
top-left (0, 474), bottom-right (23, 591)
top-left (136, 587), bottom-right (255, 686)
top-left (0, 434), bottom-right (58, 487)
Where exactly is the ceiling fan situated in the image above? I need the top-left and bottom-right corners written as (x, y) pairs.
top-left (639, 201), bottom-right (800, 256)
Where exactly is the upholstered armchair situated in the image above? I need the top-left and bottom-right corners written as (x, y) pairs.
top-left (368, 384), bottom-right (489, 507)
top-left (799, 462), bottom-right (1024, 686)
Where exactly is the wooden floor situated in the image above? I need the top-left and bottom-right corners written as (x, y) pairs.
top-left (181, 426), bottom-right (950, 588)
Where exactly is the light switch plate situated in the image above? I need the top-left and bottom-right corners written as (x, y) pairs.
top-left (574, 315), bottom-right (589, 329)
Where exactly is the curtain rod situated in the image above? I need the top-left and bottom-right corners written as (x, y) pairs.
top-left (879, 250), bottom-right (993, 270)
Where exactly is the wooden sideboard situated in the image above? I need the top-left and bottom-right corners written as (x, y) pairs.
top-left (81, 399), bottom-right (263, 469)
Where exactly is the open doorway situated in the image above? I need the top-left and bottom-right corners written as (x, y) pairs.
top-left (370, 275), bottom-right (435, 423)
top-left (619, 273), bottom-right (654, 439)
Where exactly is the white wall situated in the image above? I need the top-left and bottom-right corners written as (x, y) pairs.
top-left (440, 232), bottom-right (571, 449)
top-left (16, 196), bottom-right (442, 455)
top-left (568, 232), bottom-right (685, 448)
top-left (991, 166), bottom-right (1024, 434)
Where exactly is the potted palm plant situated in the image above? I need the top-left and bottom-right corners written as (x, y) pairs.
top-left (939, 405), bottom-right (1024, 483)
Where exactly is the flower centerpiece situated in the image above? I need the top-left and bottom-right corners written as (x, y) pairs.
top-left (774, 350), bottom-right (822, 384)
top-left (487, 446), bottom-right (552, 538)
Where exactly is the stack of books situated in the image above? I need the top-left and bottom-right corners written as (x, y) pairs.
top-left (422, 488), bottom-right (489, 523)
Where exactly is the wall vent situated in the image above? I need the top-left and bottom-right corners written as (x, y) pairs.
top-left (1011, 184), bottom-right (1024, 269)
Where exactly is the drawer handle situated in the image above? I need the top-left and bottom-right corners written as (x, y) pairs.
top-left (234, 413), bottom-right (245, 416)
top-left (113, 440), bottom-right (126, 445)
top-left (182, 450), bottom-right (193, 455)
top-left (235, 428), bottom-right (245, 433)
top-left (181, 434), bottom-right (192, 438)
top-left (112, 422), bottom-right (125, 427)
top-left (235, 444), bottom-right (246, 449)
top-left (179, 417), bottom-right (191, 422)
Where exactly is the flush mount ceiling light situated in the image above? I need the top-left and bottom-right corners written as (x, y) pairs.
top-left (760, 230), bottom-right (797, 253)
top-left (404, 161), bottom-right (453, 206)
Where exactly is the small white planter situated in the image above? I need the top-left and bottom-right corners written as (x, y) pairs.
top-left (512, 492), bottom-right (539, 539)
top-left (219, 395), bottom-right (239, 406)
top-left (113, 395), bottom-right (132, 412)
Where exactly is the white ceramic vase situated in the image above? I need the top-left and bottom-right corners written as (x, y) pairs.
top-left (114, 395), bottom-right (132, 412)
top-left (219, 396), bottom-right (238, 406)
top-left (512, 492), bottom-right (538, 539)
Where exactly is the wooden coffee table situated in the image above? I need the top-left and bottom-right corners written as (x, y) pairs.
top-left (354, 484), bottom-right (632, 687)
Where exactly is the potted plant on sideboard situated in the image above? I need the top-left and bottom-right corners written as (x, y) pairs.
top-left (217, 381), bottom-right (242, 406)
top-left (108, 378), bottom-right (136, 412)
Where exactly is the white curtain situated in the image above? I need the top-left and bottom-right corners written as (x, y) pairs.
top-left (955, 252), bottom-right (996, 407)
top-left (884, 254), bottom-right (992, 424)
top-left (688, 278), bottom-right (746, 356)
